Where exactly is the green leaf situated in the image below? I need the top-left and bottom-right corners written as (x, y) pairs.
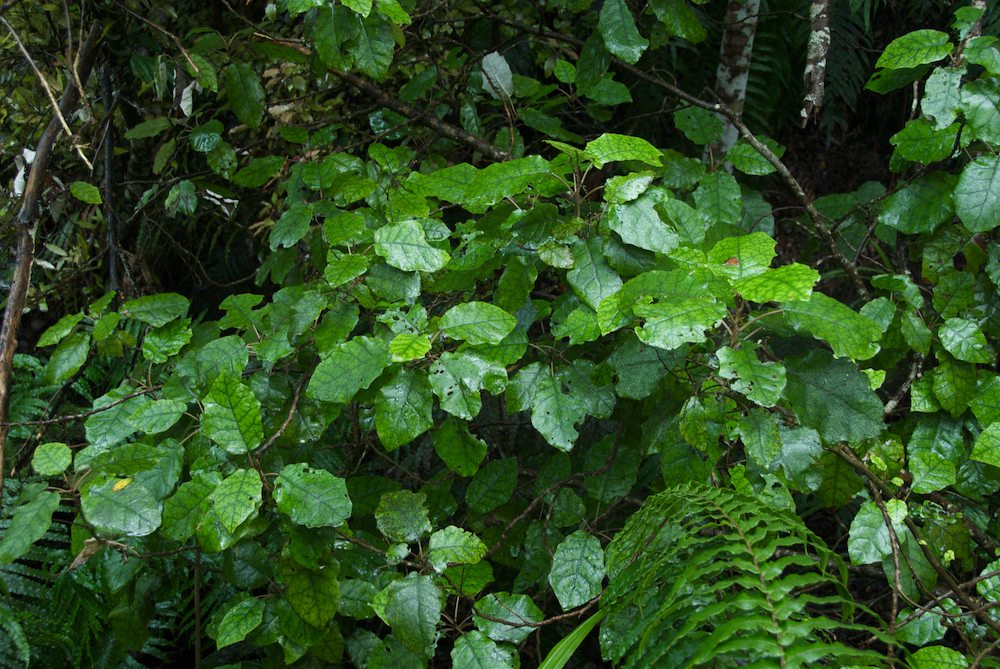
top-left (877, 172), bottom-right (957, 234)
top-left (673, 106), bottom-right (723, 145)
top-left (784, 293), bottom-right (882, 360)
top-left (538, 610), bottom-right (606, 669)
top-left (783, 350), bottom-right (884, 444)
top-left (383, 574), bottom-right (443, 655)
top-left (232, 155), bottom-right (284, 187)
top-left (433, 418), bottom-right (487, 476)
top-left (725, 136), bottom-right (784, 175)
top-left (954, 155), bottom-right (1000, 232)
top-left (374, 220), bottom-right (450, 272)
top-left (389, 333), bottom-right (431, 362)
top-left (307, 336), bottom-right (390, 403)
top-left (224, 63), bottom-right (265, 129)
top-left (324, 250), bottom-right (368, 287)
top-left (959, 79), bottom-right (1000, 144)
top-left (908, 416), bottom-right (961, 494)
top-left (428, 525), bottom-right (487, 572)
top-left (889, 119), bottom-right (958, 164)
top-left (971, 422), bottom-right (1000, 468)
top-left (201, 374), bottom-right (263, 454)
top-left (129, 399), bottom-right (186, 435)
top-left (548, 531), bottom-right (605, 610)
top-left (161, 471), bottom-right (220, 542)
top-left (738, 409), bottom-right (783, 469)
top-left (451, 631), bottom-right (516, 669)
top-left (584, 133), bottom-right (660, 168)
top-left (907, 646), bottom-right (968, 669)
top-left (921, 66), bottom-right (963, 129)
top-left (347, 15), bottom-right (395, 81)
top-left (70, 180), bottom-right (102, 204)
top-left (707, 232), bottom-right (775, 281)
top-left (85, 386), bottom-right (149, 450)
top-left (466, 458), bottom-right (518, 514)
top-left (43, 331), bottom-right (89, 384)
top-left (473, 592), bottom-right (542, 644)
top-left (124, 117), bottom-right (171, 140)
top-left (732, 263), bottom-right (818, 303)
top-left (81, 474), bottom-right (161, 537)
top-left (875, 30), bottom-right (952, 69)
top-left (717, 345), bottom-right (786, 407)
top-left (279, 560), bottom-right (340, 627)
top-left (195, 335), bottom-right (249, 385)
top-left (438, 301), bottom-right (516, 346)
top-left (143, 319), bottom-right (192, 364)
top-left (481, 51), bottom-right (514, 100)
top-left (37, 312), bottom-right (84, 347)
top-left (376, 490), bottom-right (431, 542)
top-left (313, 5), bottom-right (359, 70)
top-left (527, 372), bottom-right (588, 451)
top-left (0, 490), bottom-right (59, 563)
top-left (274, 463), bottom-right (352, 528)
top-left (597, 0), bottom-right (648, 64)
top-left (848, 499), bottom-right (907, 564)
top-left (121, 293), bottom-right (190, 327)
top-left (215, 598), bottom-right (265, 649)
top-left (32, 442), bottom-right (72, 476)
top-left (933, 353), bottom-right (977, 417)
top-left (190, 120), bottom-right (223, 153)
top-left (375, 368), bottom-right (434, 450)
top-left (693, 171), bottom-right (741, 226)
top-left (407, 156), bottom-right (552, 212)
top-left (343, 0), bottom-right (373, 16)
top-left (429, 351), bottom-right (506, 420)
top-left (607, 197), bottom-right (678, 254)
top-left (567, 237), bottom-right (623, 311)
top-left (938, 318), bottom-right (995, 363)
top-left (210, 469), bottom-right (262, 533)
top-left (633, 297), bottom-right (726, 351)
top-left (270, 202), bottom-right (313, 250)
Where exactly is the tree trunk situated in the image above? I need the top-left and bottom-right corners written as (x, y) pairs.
top-left (708, 0), bottom-right (760, 160)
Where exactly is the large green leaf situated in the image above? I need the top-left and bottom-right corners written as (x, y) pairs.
top-left (215, 598), bottom-right (265, 649)
top-left (347, 14), bottom-right (395, 80)
top-left (223, 63), bottom-right (265, 129)
top-left (466, 458), bottom-right (518, 514)
top-left (567, 237), bottom-right (623, 311)
top-left (783, 350), bottom-right (884, 444)
top-left (0, 490), bottom-right (60, 564)
top-left (161, 471), bottom-right (220, 542)
top-left (375, 368), bottom-right (434, 450)
top-left (597, 0), bottom-right (648, 64)
top-left (201, 374), bottom-right (263, 454)
top-left (512, 369), bottom-right (587, 451)
top-left (433, 418), bottom-right (487, 476)
top-left (274, 463), bottom-right (352, 528)
top-left (848, 499), bottom-right (907, 564)
top-left (633, 298), bottom-right (726, 351)
top-left (473, 592), bottom-right (543, 644)
top-left (42, 331), bottom-right (89, 384)
top-left (707, 232), bottom-right (776, 281)
top-left (376, 490), bottom-right (432, 543)
top-left (607, 197), bottom-right (677, 254)
top-left (938, 318), bottom-right (995, 363)
top-left (81, 474), bottom-right (162, 537)
top-left (548, 531), bottom-right (605, 610)
top-left (717, 345), bottom-right (785, 407)
top-left (307, 336), bottom-right (390, 403)
top-left (451, 631), bottom-right (516, 669)
top-left (438, 301), bottom-right (516, 345)
top-left (875, 30), bottom-right (952, 69)
top-left (585, 133), bottom-right (661, 167)
top-left (954, 155), bottom-right (1000, 232)
top-left (732, 263), bottom-right (818, 303)
top-left (971, 422), bottom-right (1000, 468)
top-left (784, 293), bottom-right (882, 360)
top-left (907, 416), bottom-right (961, 494)
top-left (210, 469), bottom-right (262, 533)
top-left (32, 442), bottom-right (72, 476)
top-left (374, 220), bottom-right (450, 272)
top-left (877, 172), bottom-right (957, 234)
top-left (428, 525), bottom-right (487, 572)
top-left (383, 574), bottom-right (444, 655)
top-left (279, 559), bottom-right (340, 627)
top-left (429, 351), bottom-right (506, 420)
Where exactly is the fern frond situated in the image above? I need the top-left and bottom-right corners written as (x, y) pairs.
top-left (600, 484), bottom-right (887, 668)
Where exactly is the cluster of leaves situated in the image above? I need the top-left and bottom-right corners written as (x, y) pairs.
top-left (2, 0), bottom-right (1000, 668)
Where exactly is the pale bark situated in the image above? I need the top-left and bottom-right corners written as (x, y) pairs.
top-left (801, 0), bottom-right (830, 126)
top-left (708, 0), bottom-right (761, 159)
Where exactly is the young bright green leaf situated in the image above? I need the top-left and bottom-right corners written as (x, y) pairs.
top-left (875, 29), bottom-right (952, 69)
top-left (473, 592), bottom-right (543, 644)
top-left (81, 474), bottom-right (162, 537)
top-left (0, 490), bottom-right (59, 564)
top-left (215, 598), bottom-right (265, 649)
top-left (438, 301), bottom-right (516, 346)
top-left (466, 458), bottom-right (518, 514)
top-left (129, 398), bottom-right (186, 435)
top-left (718, 345), bottom-right (786, 407)
top-left (584, 133), bottom-right (661, 168)
top-left (971, 422), bottom-right (1000, 468)
top-left (732, 263), bottom-right (818, 303)
top-left (603, 172), bottom-right (654, 204)
top-left (597, 0), bottom-right (648, 64)
top-left (279, 559), bottom-right (340, 627)
top-left (383, 574), bottom-right (444, 655)
top-left (124, 117), bottom-right (171, 140)
top-left (548, 531), bottom-right (605, 610)
top-left (210, 468), bottom-right (262, 533)
top-left (633, 298), bottom-right (726, 351)
top-left (906, 645), bottom-right (968, 669)
top-left (70, 180), bottom-right (102, 204)
top-left (324, 250), bottom-right (369, 287)
top-left (343, 0), bottom-right (373, 16)
top-left (374, 220), bottom-right (450, 272)
top-left (375, 368), bottom-right (434, 451)
top-left (224, 63), bottom-right (265, 129)
top-left (376, 490), bottom-right (431, 543)
top-left (388, 333), bottom-right (431, 362)
top-left (433, 418), bottom-right (487, 476)
top-left (121, 292), bottom-right (190, 327)
top-left (954, 155), bottom-right (1000, 232)
top-left (451, 631), bottom-right (516, 669)
top-left (143, 319), bottom-right (192, 364)
top-left (32, 442), bottom-right (72, 476)
top-left (693, 171), bottom-right (741, 225)
top-left (428, 525), bottom-right (487, 572)
top-left (938, 318), bottom-right (995, 363)
top-left (783, 350), bottom-right (884, 444)
top-left (566, 237), bottom-right (623, 311)
top-left (707, 232), bottom-right (776, 281)
top-left (274, 463), bottom-right (352, 528)
top-left (201, 374), bottom-right (263, 454)
top-left (784, 293), bottom-right (882, 360)
top-left (307, 336), bottom-right (390, 403)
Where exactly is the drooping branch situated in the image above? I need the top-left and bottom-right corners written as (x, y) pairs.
top-left (801, 0), bottom-right (830, 126)
top-left (0, 23), bottom-right (102, 501)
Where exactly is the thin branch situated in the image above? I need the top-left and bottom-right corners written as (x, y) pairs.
top-left (0, 386), bottom-right (159, 427)
top-left (253, 377), bottom-right (304, 457)
top-left (113, 1), bottom-right (197, 72)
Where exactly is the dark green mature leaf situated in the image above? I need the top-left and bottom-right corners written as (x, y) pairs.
top-left (374, 220), bottom-right (450, 272)
top-left (938, 318), bottom-right (995, 363)
top-left (585, 134), bottom-right (661, 167)
top-left (433, 418), bottom-right (487, 476)
top-left (428, 525), bottom-right (487, 572)
top-left (549, 531), bottom-right (605, 610)
top-left (279, 559), bottom-right (340, 628)
top-left (161, 471), bottom-right (220, 542)
top-left (0, 490), bottom-right (60, 563)
top-left (466, 458), bottom-right (518, 514)
top-left (375, 368), bottom-right (434, 450)
top-left (429, 351), bottom-right (506, 420)
top-left (598, 0), bottom-right (648, 64)
top-left (933, 353), bottom-right (977, 417)
top-left (210, 469), bottom-right (262, 533)
top-left (274, 463), bottom-right (352, 528)
top-left (474, 592), bottom-right (543, 644)
top-left (384, 574), bottom-right (444, 655)
top-left (347, 14), bottom-right (395, 80)
top-left (438, 301), bottom-right (516, 345)
top-left (567, 237), bottom-right (623, 310)
top-left (224, 63), bottom-right (265, 128)
top-left (784, 350), bottom-right (883, 444)
top-left (674, 106), bottom-right (722, 145)
top-left (215, 598), bottom-right (265, 649)
top-left (607, 196), bottom-right (677, 254)
top-left (81, 474), bottom-right (162, 537)
top-left (878, 172), bottom-right (957, 234)
top-left (889, 119), bottom-right (958, 164)
top-left (908, 416), bottom-right (961, 494)
top-left (718, 345), bottom-right (785, 407)
top-left (451, 631), bottom-right (516, 669)
top-left (42, 331), bottom-right (89, 384)
top-left (954, 155), bottom-right (1000, 232)
top-left (307, 336), bottom-right (390, 403)
top-left (201, 374), bottom-right (263, 454)
top-left (848, 499), bottom-right (907, 564)
top-left (376, 490), bottom-right (431, 542)
top-left (784, 293), bottom-right (882, 360)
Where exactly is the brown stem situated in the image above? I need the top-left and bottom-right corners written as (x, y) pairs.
top-left (0, 24), bottom-right (102, 504)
